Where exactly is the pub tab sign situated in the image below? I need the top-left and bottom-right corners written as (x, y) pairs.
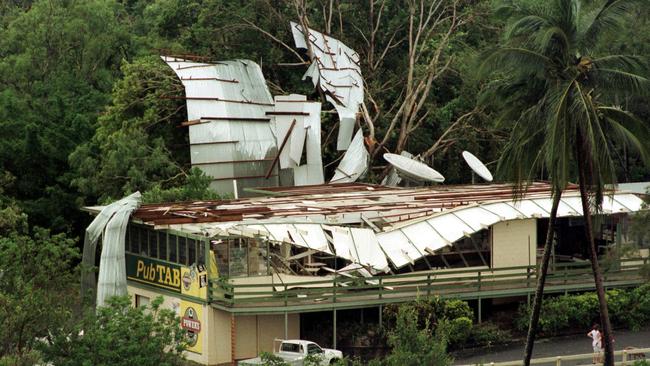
top-left (126, 254), bottom-right (182, 292)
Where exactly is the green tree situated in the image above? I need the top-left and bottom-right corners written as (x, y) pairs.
top-left (69, 56), bottom-right (219, 204)
top-left (480, 1), bottom-right (650, 365)
top-left (40, 296), bottom-right (187, 366)
top-left (0, 228), bottom-right (79, 362)
top-left (0, 0), bottom-right (132, 231)
top-left (382, 304), bottom-right (452, 366)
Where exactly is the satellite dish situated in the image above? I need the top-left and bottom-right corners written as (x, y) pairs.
top-left (462, 151), bottom-right (493, 182)
top-left (383, 153), bottom-right (445, 183)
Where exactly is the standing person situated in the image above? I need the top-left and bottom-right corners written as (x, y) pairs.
top-left (588, 324), bottom-right (603, 364)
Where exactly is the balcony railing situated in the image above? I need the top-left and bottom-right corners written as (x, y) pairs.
top-left (209, 257), bottom-right (649, 313)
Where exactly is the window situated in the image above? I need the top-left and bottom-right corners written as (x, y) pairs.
top-left (158, 232), bottom-right (167, 261)
top-left (229, 238), bottom-right (248, 277)
top-left (169, 235), bottom-right (177, 263)
top-left (149, 230), bottom-right (158, 259)
top-left (129, 225), bottom-right (140, 254)
top-left (178, 236), bottom-right (187, 265)
top-left (307, 344), bottom-right (323, 354)
top-left (135, 295), bottom-right (150, 308)
top-left (213, 240), bottom-right (229, 276)
top-left (248, 239), bottom-right (268, 276)
top-left (139, 226), bottom-right (149, 256)
top-left (280, 343), bottom-right (301, 353)
top-left (188, 238), bottom-right (196, 265)
top-left (198, 239), bottom-right (205, 265)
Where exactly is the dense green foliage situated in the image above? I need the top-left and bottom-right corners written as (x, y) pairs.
top-left (0, 227), bottom-right (79, 362)
top-left (40, 296), bottom-right (187, 366)
top-left (383, 297), bottom-right (510, 350)
top-left (514, 284), bottom-right (650, 335)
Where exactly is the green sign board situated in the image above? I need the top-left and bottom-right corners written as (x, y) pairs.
top-left (126, 253), bottom-right (181, 292)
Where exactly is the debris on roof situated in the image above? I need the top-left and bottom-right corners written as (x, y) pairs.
top-left (162, 56), bottom-right (279, 197)
top-left (330, 129), bottom-right (369, 183)
top-left (290, 21), bottom-right (364, 151)
top-left (125, 182), bottom-right (645, 272)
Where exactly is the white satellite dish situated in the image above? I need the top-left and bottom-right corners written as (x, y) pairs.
top-left (383, 153), bottom-right (445, 183)
top-left (462, 151), bottom-right (493, 182)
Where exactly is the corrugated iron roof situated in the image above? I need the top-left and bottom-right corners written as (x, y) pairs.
top-left (132, 181), bottom-right (580, 226)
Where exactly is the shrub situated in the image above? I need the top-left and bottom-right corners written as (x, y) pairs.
top-left (467, 322), bottom-right (512, 348)
top-left (383, 306), bottom-right (452, 366)
top-left (40, 296), bottom-right (187, 366)
top-left (515, 286), bottom-right (650, 335)
top-left (446, 317), bottom-right (473, 349)
top-left (259, 352), bottom-right (289, 366)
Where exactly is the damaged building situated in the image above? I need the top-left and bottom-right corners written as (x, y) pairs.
top-left (82, 23), bottom-right (650, 366)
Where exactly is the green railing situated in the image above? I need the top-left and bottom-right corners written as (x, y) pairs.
top-left (209, 257), bottom-right (649, 314)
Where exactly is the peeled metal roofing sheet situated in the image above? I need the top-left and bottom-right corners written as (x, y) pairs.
top-left (610, 193), bottom-right (645, 211)
top-left (162, 57), bottom-right (278, 196)
top-left (558, 196), bottom-right (583, 215)
top-left (330, 129), bottom-right (368, 183)
top-left (510, 200), bottom-right (550, 218)
top-left (327, 225), bottom-right (355, 260)
top-left (216, 193), bottom-right (645, 272)
top-left (290, 224), bottom-right (331, 253)
top-left (427, 214), bottom-right (471, 244)
top-left (481, 202), bottom-right (523, 221)
top-left (350, 228), bottom-right (389, 271)
top-left (375, 231), bottom-right (413, 268)
top-left (290, 21), bottom-right (363, 151)
top-left (452, 207), bottom-right (500, 231)
top-left (399, 222), bottom-right (445, 254)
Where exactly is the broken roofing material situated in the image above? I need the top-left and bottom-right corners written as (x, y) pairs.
top-left (162, 56), bottom-right (279, 197)
top-left (290, 21), bottom-right (363, 151)
top-left (130, 183), bottom-right (646, 273)
top-left (383, 153), bottom-right (445, 183)
top-left (269, 94), bottom-right (324, 185)
top-left (82, 192), bottom-right (142, 308)
top-left (153, 191), bottom-right (643, 272)
top-left (330, 129), bottom-right (369, 183)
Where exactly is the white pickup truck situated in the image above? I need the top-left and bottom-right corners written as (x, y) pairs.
top-left (238, 339), bottom-right (343, 365)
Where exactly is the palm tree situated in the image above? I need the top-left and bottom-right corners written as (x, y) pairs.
top-left (479, 1), bottom-right (650, 365)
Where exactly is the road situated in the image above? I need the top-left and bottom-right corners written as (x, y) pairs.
top-left (453, 327), bottom-right (650, 365)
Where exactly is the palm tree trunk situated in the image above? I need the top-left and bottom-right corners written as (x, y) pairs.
top-left (576, 142), bottom-right (615, 366)
top-left (523, 189), bottom-right (562, 366)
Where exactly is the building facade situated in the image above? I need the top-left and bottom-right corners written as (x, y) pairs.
top-left (89, 182), bottom-right (649, 365)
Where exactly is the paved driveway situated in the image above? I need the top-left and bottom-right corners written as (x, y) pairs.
top-left (454, 327), bottom-right (650, 365)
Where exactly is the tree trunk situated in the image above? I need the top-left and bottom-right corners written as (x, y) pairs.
top-left (576, 141), bottom-right (615, 366)
top-left (523, 189), bottom-right (562, 366)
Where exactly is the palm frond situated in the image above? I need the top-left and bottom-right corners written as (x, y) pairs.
top-left (589, 68), bottom-right (650, 96)
top-left (580, 0), bottom-right (641, 49)
top-left (599, 106), bottom-right (650, 164)
top-left (478, 47), bottom-right (551, 79)
top-left (591, 55), bottom-right (648, 74)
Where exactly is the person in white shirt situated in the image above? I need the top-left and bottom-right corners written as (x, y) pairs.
top-left (588, 324), bottom-right (603, 364)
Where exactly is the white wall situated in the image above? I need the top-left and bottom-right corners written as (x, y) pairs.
top-left (491, 219), bottom-right (536, 269)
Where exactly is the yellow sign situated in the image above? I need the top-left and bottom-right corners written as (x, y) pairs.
top-left (180, 300), bottom-right (203, 354)
top-left (180, 265), bottom-right (208, 300)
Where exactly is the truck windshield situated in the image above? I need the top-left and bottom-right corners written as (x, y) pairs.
top-left (280, 343), bottom-right (301, 353)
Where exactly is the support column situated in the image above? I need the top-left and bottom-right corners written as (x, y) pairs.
top-left (284, 312), bottom-right (288, 339)
top-left (230, 314), bottom-right (236, 366)
top-left (333, 309), bottom-right (337, 349)
top-left (478, 298), bottom-right (482, 323)
top-left (379, 305), bottom-right (383, 329)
